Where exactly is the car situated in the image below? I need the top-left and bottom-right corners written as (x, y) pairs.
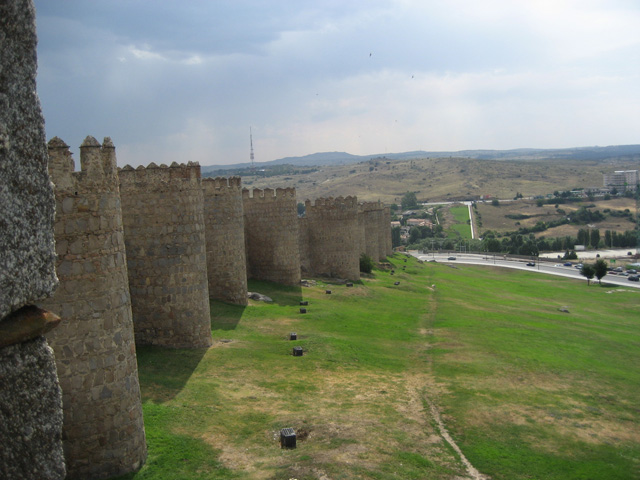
top-left (628, 275), bottom-right (639, 282)
top-left (447, 256), bottom-right (456, 261)
top-left (627, 269), bottom-right (638, 275)
top-left (614, 267), bottom-right (623, 272)
top-left (526, 262), bottom-right (535, 267)
top-left (563, 262), bottom-right (573, 267)
top-left (574, 263), bottom-right (583, 269)
top-left (553, 264), bottom-right (564, 267)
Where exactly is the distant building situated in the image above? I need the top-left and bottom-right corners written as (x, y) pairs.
top-left (406, 218), bottom-right (433, 228)
top-left (603, 170), bottom-right (639, 191)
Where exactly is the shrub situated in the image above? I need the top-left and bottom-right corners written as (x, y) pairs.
top-left (359, 253), bottom-right (374, 274)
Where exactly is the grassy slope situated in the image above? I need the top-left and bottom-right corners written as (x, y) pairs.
top-left (432, 264), bottom-right (640, 480)
top-left (115, 256), bottom-right (640, 480)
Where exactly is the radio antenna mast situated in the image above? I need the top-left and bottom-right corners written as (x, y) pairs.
top-left (250, 126), bottom-right (255, 174)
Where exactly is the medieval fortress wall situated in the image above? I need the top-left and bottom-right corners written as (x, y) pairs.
top-left (304, 196), bottom-right (361, 280)
top-left (119, 162), bottom-right (212, 348)
top-left (42, 137), bottom-right (147, 479)
top-left (0, 1), bottom-right (388, 478)
top-left (243, 188), bottom-right (302, 286)
top-left (202, 177), bottom-right (248, 305)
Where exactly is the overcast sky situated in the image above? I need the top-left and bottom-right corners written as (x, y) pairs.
top-left (34, 0), bottom-right (640, 167)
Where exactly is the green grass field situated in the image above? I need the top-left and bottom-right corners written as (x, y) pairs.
top-left (446, 205), bottom-right (472, 240)
top-left (115, 255), bottom-right (640, 480)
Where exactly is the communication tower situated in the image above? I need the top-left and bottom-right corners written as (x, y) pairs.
top-left (250, 126), bottom-right (255, 174)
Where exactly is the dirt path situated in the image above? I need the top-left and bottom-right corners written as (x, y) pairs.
top-left (421, 283), bottom-right (489, 480)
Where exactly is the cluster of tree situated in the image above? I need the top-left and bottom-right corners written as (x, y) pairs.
top-left (401, 226), bottom-right (638, 255)
top-left (579, 259), bottom-right (609, 286)
top-left (401, 191), bottom-right (419, 210)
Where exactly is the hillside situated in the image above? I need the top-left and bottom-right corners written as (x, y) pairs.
top-left (234, 156), bottom-right (639, 204)
top-left (202, 145), bottom-right (640, 173)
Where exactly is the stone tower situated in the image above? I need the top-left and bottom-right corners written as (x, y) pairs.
top-left (0, 1), bottom-right (65, 478)
top-left (359, 201), bottom-right (383, 261)
top-left (202, 177), bottom-right (248, 305)
top-left (243, 188), bottom-right (301, 286)
top-left (119, 162), bottom-right (212, 348)
top-left (382, 205), bottom-right (393, 257)
top-left (304, 196), bottom-right (361, 280)
top-left (42, 137), bottom-right (147, 480)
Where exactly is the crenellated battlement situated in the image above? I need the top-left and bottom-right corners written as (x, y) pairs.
top-left (202, 176), bottom-right (242, 192)
top-left (242, 187), bottom-right (296, 201)
top-left (118, 161), bottom-right (201, 187)
top-left (305, 196), bottom-right (358, 209)
top-left (358, 200), bottom-right (384, 213)
top-left (48, 136), bottom-right (119, 191)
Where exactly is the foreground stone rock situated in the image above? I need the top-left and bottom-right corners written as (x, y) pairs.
top-left (0, 337), bottom-right (65, 480)
top-left (0, 1), bottom-right (65, 478)
top-left (248, 292), bottom-right (273, 302)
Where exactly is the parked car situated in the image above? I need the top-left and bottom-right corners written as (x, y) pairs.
top-left (628, 275), bottom-right (639, 282)
top-left (627, 269), bottom-right (637, 275)
top-left (447, 256), bottom-right (456, 261)
top-left (526, 262), bottom-right (535, 267)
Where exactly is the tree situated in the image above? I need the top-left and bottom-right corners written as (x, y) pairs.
top-left (401, 192), bottom-right (418, 210)
top-left (408, 227), bottom-right (421, 244)
top-left (590, 229), bottom-right (600, 249)
top-left (580, 264), bottom-right (596, 285)
top-left (491, 198), bottom-right (500, 207)
top-left (594, 259), bottom-right (608, 285)
top-left (359, 253), bottom-right (374, 274)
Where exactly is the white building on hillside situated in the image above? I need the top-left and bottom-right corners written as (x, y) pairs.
top-left (603, 170), bottom-right (639, 191)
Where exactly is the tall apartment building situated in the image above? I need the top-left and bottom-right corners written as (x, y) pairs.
top-left (603, 170), bottom-right (639, 191)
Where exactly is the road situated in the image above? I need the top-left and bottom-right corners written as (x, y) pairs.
top-left (409, 252), bottom-right (640, 290)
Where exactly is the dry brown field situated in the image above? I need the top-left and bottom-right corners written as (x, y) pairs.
top-left (476, 197), bottom-right (637, 238)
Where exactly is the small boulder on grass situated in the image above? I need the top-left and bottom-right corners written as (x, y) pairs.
top-left (248, 292), bottom-right (273, 302)
top-left (559, 306), bottom-right (570, 313)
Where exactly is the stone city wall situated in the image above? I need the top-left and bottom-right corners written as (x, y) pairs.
top-left (305, 196), bottom-right (361, 281)
top-left (243, 188), bottom-right (301, 286)
top-left (119, 162), bottom-right (212, 348)
top-left (42, 137), bottom-right (146, 479)
top-left (202, 177), bottom-right (248, 305)
top-left (383, 206), bottom-right (393, 257)
top-left (0, 1), bottom-right (65, 477)
top-left (359, 202), bottom-right (383, 261)
top-left (298, 216), bottom-right (311, 276)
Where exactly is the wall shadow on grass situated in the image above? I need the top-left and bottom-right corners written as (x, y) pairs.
top-left (247, 279), bottom-right (303, 307)
top-left (210, 299), bottom-right (246, 331)
top-left (135, 346), bottom-right (208, 403)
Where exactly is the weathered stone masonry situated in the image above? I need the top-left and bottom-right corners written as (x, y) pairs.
top-left (359, 201), bottom-right (384, 262)
top-left (202, 177), bottom-right (248, 305)
top-left (0, 1), bottom-right (65, 478)
top-left (304, 196), bottom-right (361, 281)
top-left (119, 162), bottom-right (212, 348)
top-left (243, 188), bottom-right (301, 286)
top-left (42, 137), bottom-right (147, 480)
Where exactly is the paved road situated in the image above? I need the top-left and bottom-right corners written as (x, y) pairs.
top-left (409, 252), bottom-right (640, 290)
